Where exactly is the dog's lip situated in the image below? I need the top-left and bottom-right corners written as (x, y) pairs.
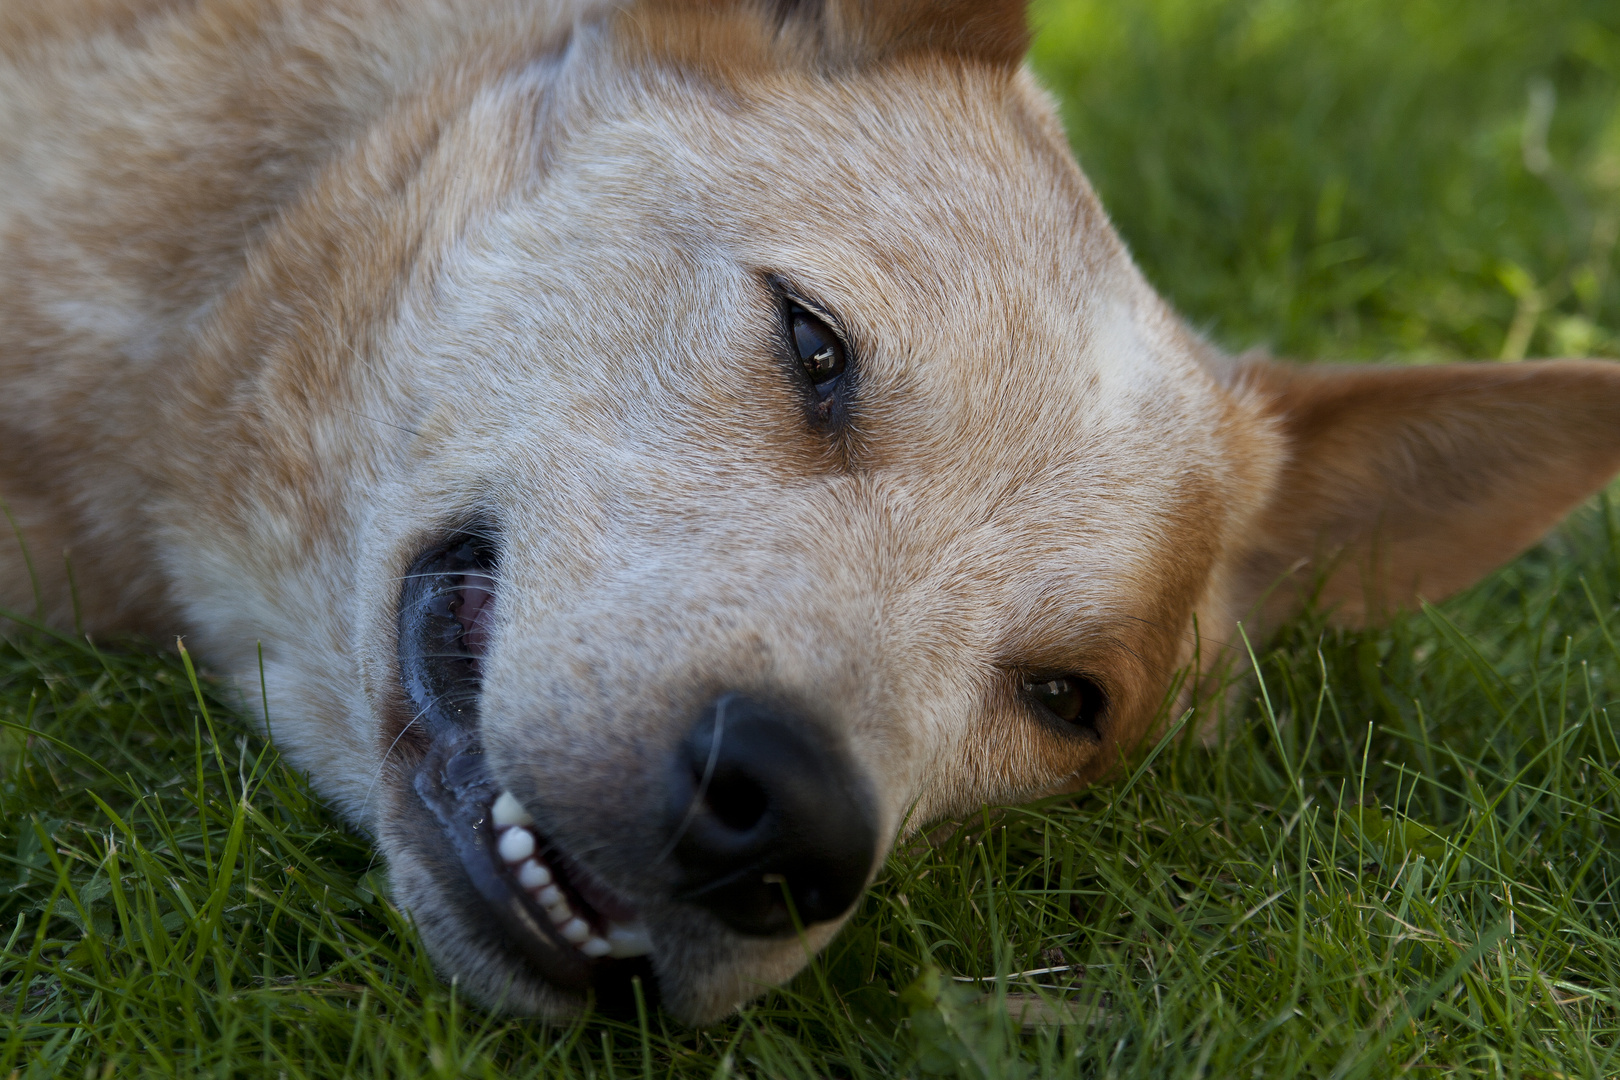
top-left (398, 531), bottom-right (657, 1011)
top-left (527, 826), bottom-right (646, 928)
top-left (409, 731), bottom-right (657, 1008)
top-left (489, 793), bottom-right (653, 955)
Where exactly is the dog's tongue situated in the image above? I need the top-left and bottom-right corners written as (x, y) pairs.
top-left (454, 573), bottom-right (496, 656)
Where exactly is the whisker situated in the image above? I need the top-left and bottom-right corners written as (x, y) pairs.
top-left (361, 704), bottom-right (433, 818)
top-left (333, 406), bottom-right (422, 439)
top-left (652, 694), bottom-right (732, 866)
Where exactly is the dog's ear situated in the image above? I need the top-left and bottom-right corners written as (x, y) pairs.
top-left (1230, 358), bottom-right (1620, 629)
top-left (623, 0), bottom-right (1030, 69)
top-left (815, 0), bottom-right (1030, 65)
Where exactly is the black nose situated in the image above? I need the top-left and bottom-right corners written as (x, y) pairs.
top-left (665, 694), bottom-right (878, 936)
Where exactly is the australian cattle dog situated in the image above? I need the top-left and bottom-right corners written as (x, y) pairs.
top-left (3, 0), bottom-right (1618, 1020)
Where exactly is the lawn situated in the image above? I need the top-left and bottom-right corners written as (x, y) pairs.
top-left (6, 0), bottom-right (1620, 1075)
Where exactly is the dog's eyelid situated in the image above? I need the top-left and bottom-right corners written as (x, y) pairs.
top-left (763, 274), bottom-right (856, 355)
top-left (787, 297), bottom-right (842, 336)
top-left (762, 277), bottom-right (859, 435)
top-left (763, 272), bottom-right (832, 318)
top-left (1013, 669), bottom-right (1110, 739)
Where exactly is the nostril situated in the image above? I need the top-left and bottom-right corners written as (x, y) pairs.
top-left (667, 694), bottom-right (878, 937)
top-left (702, 768), bottom-right (769, 833)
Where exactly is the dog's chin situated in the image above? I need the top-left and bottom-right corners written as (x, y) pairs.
top-left (384, 531), bottom-right (860, 1021)
top-left (387, 532), bottom-right (660, 1017)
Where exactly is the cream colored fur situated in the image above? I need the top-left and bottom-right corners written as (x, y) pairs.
top-left (4, 0), bottom-right (1619, 1022)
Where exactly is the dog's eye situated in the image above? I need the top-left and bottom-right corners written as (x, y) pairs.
top-left (1022, 674), bottom-right (1107, 733)
top-left (790, 305), bottom-right (846, 390)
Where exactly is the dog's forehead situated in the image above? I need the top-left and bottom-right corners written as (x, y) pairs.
top-left (583, 63), bottom-right (1230, 468)
top-left (613, 64), bottom-right (1113, 291)
top-left (851, 330), bottom-right (1228, 669)
top-left (442, 56), bottom-right (1242, 645)
top-left (442, 58), bottom-right (1241, 600)
top-left (636, 66), bottom-right (1234, 592)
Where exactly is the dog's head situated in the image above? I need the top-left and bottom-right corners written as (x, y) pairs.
top-left (235, 0), bottom-right (1620, 1021)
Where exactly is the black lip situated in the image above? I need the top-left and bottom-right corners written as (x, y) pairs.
top-left (398, 532), bottom-right (656, 1015)
top-left (411, 735), bottom-right (596, 990)
top-left (409, 734), bottom-right (655, 1012)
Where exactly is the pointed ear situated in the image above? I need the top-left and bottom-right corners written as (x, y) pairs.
top-left (624, 0), bottom-right (1030, 69)
top-left (1231, 358), bottom-right (1620, 629)
top-left (821, 0), bottom-right (1030, 65)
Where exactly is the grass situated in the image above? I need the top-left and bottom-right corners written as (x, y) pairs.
top-left (1031, 0), bottom-right (1620, 362)
top-left (6, 0), bottom-right (1620, 1075)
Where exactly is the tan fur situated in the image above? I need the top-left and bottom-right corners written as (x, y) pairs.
top-left (3, 0), bottom-right (1618, 1022)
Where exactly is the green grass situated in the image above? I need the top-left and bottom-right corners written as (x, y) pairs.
top-left (7, 0), bottom-right (1620, 1075)
top-left (1031, 0), bottom-right (1620, 362)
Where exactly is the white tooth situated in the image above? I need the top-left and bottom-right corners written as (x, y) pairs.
top-left (579, 936), bottom-right (611, 958)
top-left (559, 917), bottom-right (591, 944)
top-left (605, 924), bottom-right (654, 959)
top-left (497, 826), bottom-right (535, 863)
top-left (516, 859), bottom-right (552, 891)
top-left (545, 900), bottom-right (572, 924)
top-left (536, 884), bottom-right (564, 908)
top-left (491, 792), bottom-right (534, 828)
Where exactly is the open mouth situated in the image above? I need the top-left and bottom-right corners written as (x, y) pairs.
top-left (397, 530), bottom-right (657, 1010)
top-left (488, 791), bottom-right (653, 958)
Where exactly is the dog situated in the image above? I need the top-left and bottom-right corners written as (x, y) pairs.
top-left (4, 0), bottom-right (1620, 1023)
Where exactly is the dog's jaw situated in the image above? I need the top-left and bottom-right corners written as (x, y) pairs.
top-left (391, 731), bottom-right (659, 1014)
top-left (488, 792), bottom-right (654, 962)
top-left (387, 531), bottom-right (670, 1012)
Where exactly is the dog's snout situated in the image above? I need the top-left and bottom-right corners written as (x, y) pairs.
top-left (666, 694), bottom-right (877, 937)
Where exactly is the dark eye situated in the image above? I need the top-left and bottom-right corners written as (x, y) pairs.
top-left (1022, 674), bottom-right (1108, 733)
top-left (790, 305), bottom-right (846, 390)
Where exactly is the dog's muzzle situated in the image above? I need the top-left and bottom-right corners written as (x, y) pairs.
top-left (393, 529), bottom-right (879, 1014)
top-left (394, 533), bottom-right (657, 1012)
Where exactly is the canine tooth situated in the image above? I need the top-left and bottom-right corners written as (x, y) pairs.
top-left (579, 936), bottom-right (611, 958)
top-left (497, 826), bottom-right (535, 863)
top-left (605, 924), bottom-right (654, 959)
top-left (491, 792), bottom-right (534, 828)
top-left (559, 917), bottom-right (591, 944)
top-left (536, 884), bottom-right (564, 908)
top-left (516, 858), bottom-right (552, 891)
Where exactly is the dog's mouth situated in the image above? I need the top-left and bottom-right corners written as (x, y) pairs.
top-left (397, 531), bottom-right (656, 1009)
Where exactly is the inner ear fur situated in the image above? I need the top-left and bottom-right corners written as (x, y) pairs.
top-left (622, 0), bottom-right (1029, 69)
top-left (1233, 357), bottom-right (1620, 630)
